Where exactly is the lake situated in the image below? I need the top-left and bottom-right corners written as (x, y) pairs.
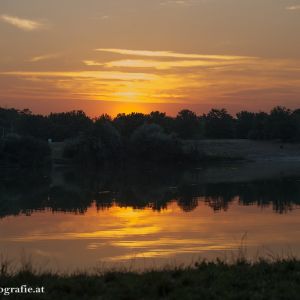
top-left (1, 161), bottom-right (300, 272)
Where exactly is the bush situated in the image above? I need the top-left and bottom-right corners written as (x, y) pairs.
top-left (63, 123), bottom-right (122, 166)
top-left (0, 135), bottom-right (51, 168)
top-left (129, 124), bottom-right (186, 162)
top-left (204, 109), bottom-right (235, 139)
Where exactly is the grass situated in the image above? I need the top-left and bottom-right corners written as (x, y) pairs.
top-left (1, 257), bottom-right (300, 300)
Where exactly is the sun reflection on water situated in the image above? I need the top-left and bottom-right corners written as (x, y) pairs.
top-left (1, 200), bottom-right (300, 271)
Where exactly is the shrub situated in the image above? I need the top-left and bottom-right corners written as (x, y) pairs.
top-left (63, 123), bottom-right (122, 166)
top-left (0, 135), bottom-right (51, 168)
top-left (129, 124), bottom-right (185, 162)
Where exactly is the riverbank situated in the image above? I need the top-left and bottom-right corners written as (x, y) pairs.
top-left (1, 259), bottom-right (299, 299)
top-left (51, 139), bottom-right (300, 167)
top-left (192, 139), bottom-right (300, 162)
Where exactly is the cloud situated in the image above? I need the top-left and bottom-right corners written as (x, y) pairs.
top-left (0, 71), bottom-right (157, 81)
top-left (92, 48), bottom-right (255, 70)
top-left (102, 58), bottom-right (252, 70)
top-left (160, 0), bottom-right (201, 6)
top-left (0, 14), bottom-right (46, 31)
top-left (90, 14), bottom-right (110, 21)
top-left (2, 47), bottom-right (300, 108)
top-left (286, 5), bottom-right (300, 11)
top-left (29, 53), bottom-right (60, 62)
top-left (95, 48), bottom-right (252, 61)
top-left (83, 60), bottom-right (104, 66)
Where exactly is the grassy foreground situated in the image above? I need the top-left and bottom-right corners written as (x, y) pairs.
top-left (1, 259), bottom-right (300, 300)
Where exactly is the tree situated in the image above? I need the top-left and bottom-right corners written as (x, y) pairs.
top-left (48, 110), bottom-right (93, 141)
top-left (63, 122), bottom-right (122, 166)
top-left (292, 109), bottom-right (300, 141)
top-left (94, 114), bottom-right (112, 125)
top-left (0, 108), bottom-right (25, 137)
top-left (204, 109), bottom-right (235, 139)
top-left (248, 112), bottom-right (269, 140)
top-left (113, 113), bottom-right (147, 137)
top-left (147, 111), bottom-right (174, 133)
top-left (93, 121), bottom-right (122, 161)
top-left (129, 124), bottom-right (183, 162)
top-left (16, 114), bottom-right (50, 140)
top-left (236, 111), bottom-right (255, 139)
top-left (175, 109), bottom-right (200, 139)
top-left (265, 106), bottom-right (295, 141)
top-left (0, 135), bottom-right (51, 168)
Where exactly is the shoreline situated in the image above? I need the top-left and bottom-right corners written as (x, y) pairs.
top-left (1, 258), bottom-right (300, 299)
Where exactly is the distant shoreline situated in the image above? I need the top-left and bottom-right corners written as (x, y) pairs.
top-left (192, 139), bottom-right (300, 162)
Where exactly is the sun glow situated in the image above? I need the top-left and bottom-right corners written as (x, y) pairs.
top-left (1, 49), bottom-right (300, 114)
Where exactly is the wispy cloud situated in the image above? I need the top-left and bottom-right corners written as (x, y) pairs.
top-left (0, 14), bottom-right (46, 31)
top-left (1, 57), bottom-right (300, 106)
top-left (286, 5), bottom-right (300, 11)
top-left (83, 60), bottom-right (104, 66)
top-left (29, 53), bottom-right (60, 62)
top-left (90, 14), bottom-right (110, 21)
top-left (160, 0), bottom-right (201, 6)
top-left (1, 71), bottom-right (157, 81)
top-left (91, 48), bottom-right (255, 70)
top-left (2, 47), bottom-right (300, 108)
top-left (95, 48), bottom-right (252, 61)
top-left (101, 59), bottom-right (252, 70)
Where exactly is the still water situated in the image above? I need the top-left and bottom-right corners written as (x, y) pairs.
top-left (1, 162), bottom-right (300, 272)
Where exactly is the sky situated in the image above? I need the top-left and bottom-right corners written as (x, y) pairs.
top-left (0, 0), bottom-right (300, 116)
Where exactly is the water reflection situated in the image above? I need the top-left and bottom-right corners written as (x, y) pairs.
top-left (1, 162), bottom-right (300, 271)
top-left (1, 162), bottom-right (300, 218)
top-left (1, 200), bottom-right (300, 271)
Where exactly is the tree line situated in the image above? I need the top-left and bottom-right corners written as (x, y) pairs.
top-left (1, 106), bottom-right (300, 167)
top-left (1, 106), bottom-right (300, 141)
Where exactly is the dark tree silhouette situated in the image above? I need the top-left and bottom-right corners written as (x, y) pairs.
top-left (248, 112), bottom-right (269, 140)
top-left (292, 109), bottom-right (300, 141)
top-left (236, 111), bottom-right (255, 139)
top-left (147, 111), bottom-right (174, 133)
top-left (175, 109), bottom-right (201, 139)
top-left (204, 109), bottom-right (235, 138)
top-left (130, 123), bottom-right (183, 162)
top-left (1, 105), bottom-right (300, 169)
top-left (48, 110), bottom-right (93, 141)
top-left (113, 112), bottom-right (147, 137)
top-left (0, 135), bottom-right (50, 168)
top-left (265, 106), bottom-right (295, 141)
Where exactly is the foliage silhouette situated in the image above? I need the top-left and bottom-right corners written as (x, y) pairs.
top-left (1, 105), bottom-right (300, 167)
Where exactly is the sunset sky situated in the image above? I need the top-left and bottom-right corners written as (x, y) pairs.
top-left (1, 0), bottom-right (300, 116)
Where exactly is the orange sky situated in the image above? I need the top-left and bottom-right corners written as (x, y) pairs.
top-left (1, 0), bottom-right (300, 116)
